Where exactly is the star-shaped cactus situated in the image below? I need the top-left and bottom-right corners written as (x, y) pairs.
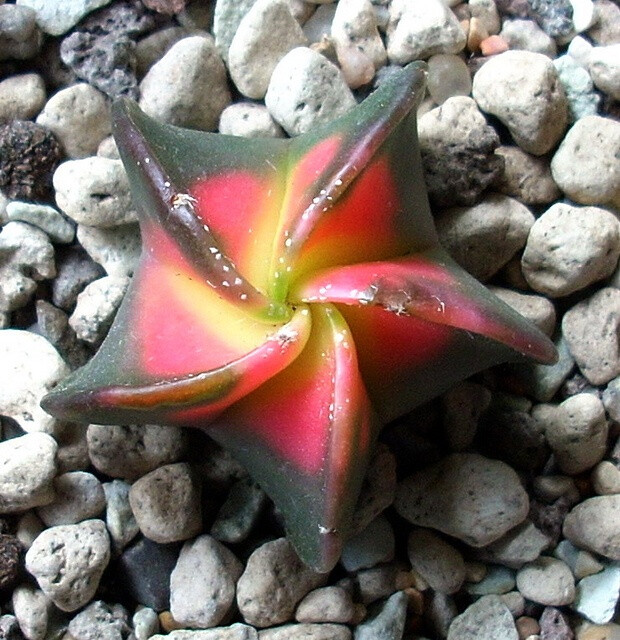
top-left (42, 63), bottom-right (556, 572)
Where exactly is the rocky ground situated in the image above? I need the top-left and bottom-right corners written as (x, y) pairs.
top-left (0, 0), bottom-right (619, 639)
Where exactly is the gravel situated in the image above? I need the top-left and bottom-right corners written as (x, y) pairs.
top-left (1, 1), bottom-right (619, 638)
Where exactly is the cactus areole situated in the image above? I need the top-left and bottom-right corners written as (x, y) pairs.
top-left (42, 63), bottom-right (556, 572)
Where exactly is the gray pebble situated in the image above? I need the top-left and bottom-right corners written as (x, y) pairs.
top-left (140, 36), bottom-right (231, 131)
top-left (259, 624), bottom-right (351, 640)
top-left (407, 528), bottom-right (465, 594)
top-left (265, 47), bottom-right (356, 136)
top-left (0, 329), bottom-right (68, 435)
top-left (603, 377), bottom-right (620, 423)
top-left (153, 625), bottom-right (258, 640)
top-left (69, 275), bottom-right (130, 344)
top-left (353, 563), bottom-right (398, 605)
top-left (15, 0), bottom-right (113, 36)
top-left (12, 584), bottom-right (50, 640)
top-left (426, 591), bottom-right (458, 639)
top-left (6, 201), bottom-right (75, 244)
top-left (489, 287), bottom-right (556, 337)
top-left (589, 44), bottom-right (620, 100)
top-left (574, 563), bottom-right (620, 624)
top-left (562, 288), bottom-right (620, 385)
top-left (54, 157), bottom-right (136, 228)
top-left (447, 595), bottom-right (518, 640)
top-left (37, 471), bottom-right (105, 527)
top-left (129, 463), bottom-right (202, 544)
top-left (0, 73), bottom-right (46, 122)
top-left (104, 480), bottom-right (139, 552)
top-left (0, 221), bottom-right (55, 313)
top-left (87, 423), bottom-right (187, 481)
top-left (236, 537), bottom-right (327, 627)
top-left (133, 607), bottom-right (160, 640)
top-left (475, 520), bottom-right (550, 569)
top-left (516, 556), bottom-right (575, 605)
top-left (495, 146), bottom-right (561, 205)
top-left (67, 600), bottom-right (130, 640)
top-left (135, 25), bottom-right (193, 79)
top-left (353, 590), bottom-right (407, 640)
top-left (472, 50), bottom-right (568, 155)
top-left (295, 586), bottom-right (355, 624)
top-left (394, 453), bottom-right (529, 547)
top-left (52, 245), bottom-right (106, 311)
top-left (36, 84), bottom-right (110, 158)
top-left (340, 514), bottom-right (395, 572)
top-left (210, 479), bottom-right (267, 545)
top-left (229, 0), bottom-right (307, 100)
top-left (0, 5), bottom-right (43, 61)
top-left (436, 194), bottom-right (534, 281)
top-left (386, 0), bottom-right (466, 63)
top-left (563, 495), bottom-right (620, 561)
top-left (426, 54), bottom-right (471, 105)
top-left (302, 4), bottom-right (336, 43)
top-left (218, 103), bottom-right (284, 138)
top-left (553, 539), bottom-right (604, 580)
top-left (25, 519), bottom-right (110, 612)
top-left (76, 223), bottom-right (141, 277)
top-left (593, 461), bottom-right (620, 496)
top-left (441, 381), bottom-right (491, 451)
top-left (465, 565), bottom-right (516, 596)
top-left (521, 334), bottom-right (575, 403)
top-left (553, 54), bottom-right (600, 121)
top-left (551, 116), bottom-right (620, 208)
top-left (499, 18), bottom-right (557, 57)
top-left (522, 203), bottom-right (620, 298)
top-left (170, 535), bottom-right (243, 628)
top-left (213, 0), bottom-right (258, 62)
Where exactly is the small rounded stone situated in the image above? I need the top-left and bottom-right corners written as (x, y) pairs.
top-left (426, 54), bottom-right (472, 104)
top-left (516, 557), bottom-right (575, 606)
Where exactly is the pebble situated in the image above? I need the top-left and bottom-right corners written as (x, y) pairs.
top-left (0, 4), bottom-right (43, 61)
top-left (447, 595), bottom-right (518, 640)
top-left (426, 54), bottom-right (472, 105)
top-left (442, 381), bottom-right (491, 451)
top-left (295, 586), bottom-right (355, 624)
top-left (170, 535), bottom-right (243, 629)
top-left (15, 0), bottom-right (113, 36)
top-left (259, 624), bottom-right (351, 640)
top-left (265, 47), bottom-right (356, 136)
top-left (129, 463), bottom-right (202, 544)
top-left (489, 287), bottom-right (556, 337)
top-left (407, 528), bottom-right (466, 594)
top-left (76, 223), bottom-right (141, 277)
top-left (394, 453), bottom-right (529, 547)
top-left (104, 479), bottom-right (139, 551)
top-left (563, 495), bottom-right (620, 561)
top-left (528, 0), bottom-right (574, 37)
top-left (135, 25), bottom-right (192, 78)
top-left (69, 275), bottom-right (130, 344)
top-left (576, 623), bottom-right (620, 640)
top-left (0, 222), bottom-right (55, 314)
top-left (472, 50), bottom-right (568, 156)
top-left (353, 590), bottom-right (407, 640)
top-left (352, 564), bottom-right (398, 605)
top-left (54, 157), bottom-right (137, 228)
top-left (0, 329), bottom-right (68, 435)
top-left (212, 0), bottom-right (258, 62)
top-left (68, 600), bottom-right (131, 639)
top-left (469, 0), bottom-right (501, 34)
top-left (520, 335), bottom-right (575, 403)
top-left (117, 537), bottom-right (180, 611)
top-left (500, 592), bottom-right (525, 618)
top-left (521, 203), bottom-right (620, 298)
top-left (570, 0), bottom-right (597, 33)
top-left (589, 44), bottom-right (620, 101)
top-left (538, 394), bottom-right (609, 475)
top-left (211, 479), bottom-right (266, 544)
top-left (386, 0), bottom-right (466, 63)
top-left (592, 461), bottom-right (620, 496)
top-left (51, 246), bottom-right (105, 311)
top-left (133, 607), bottom-right (160, 640)
top-left (574, 563), bottom-right (620, 625)
top-left (554, 539), bottom-right (604, 580)
top-left (427, 590), bottom-right (458, 638)
top-left (476, 520), bottom-right (550, 569)
top-left (0, 120), bottom-right (62, 201)
top-left (553, 55), bottom-right (600, 122)
top-left (236, 538), bottom-right (327, 628)
top-left (331, 0), bottom-right (386, 70)
top-left (302, 4), bottom-right (336, 43)
top-left (568, 35), bottom-right (594, 67)
top-left (435, 194), bottom-right (534, 281)
top-left (0, 73), bottom-right (46, 122)
top-left (6, 201), bottom-right (75, 244)
top-left (153, 625), bottom-right (259, 640)
top-left (12, 584), bottom-right (50, 640)
top-left (87, 422), bottom-right (187, 481)
top-left (229, 0), bottom-right (306, 100)
top-left (499, 18), bottom-right (557, 56)
top-left (25, 519), bottom-right (110, 612)
top-left (538, 607), bottom-right (573, 640)
top-left (0, 533), bottom-right (22, 594)
top-left (603, 378), bottom-right (620, 422)
top-left (140, 36), bottom-right (231, 131)
top-left (418, 96), bottom-right (502, 209)
top-left (465, 565), bottom-right (516, 596)
top-left (551, 116), bottom-right (620, 208)
top-left (340, 515), bottom-right (395, 572)
top-left (36, 84), bottom-right (110, 158)
top-left (562, 288), bottom-right (620, 385)
top-left (218, 103), bottom-right (284, 138)
top-left (516, 557), bottom-right (575, 606)
top-left (36, 471), bottom-right (105, 527)
top-left (588, 0), bottom-right (620, 45)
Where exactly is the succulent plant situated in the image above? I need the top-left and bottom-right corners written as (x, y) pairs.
top-left (42, 63), bottom-right (556, 572)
